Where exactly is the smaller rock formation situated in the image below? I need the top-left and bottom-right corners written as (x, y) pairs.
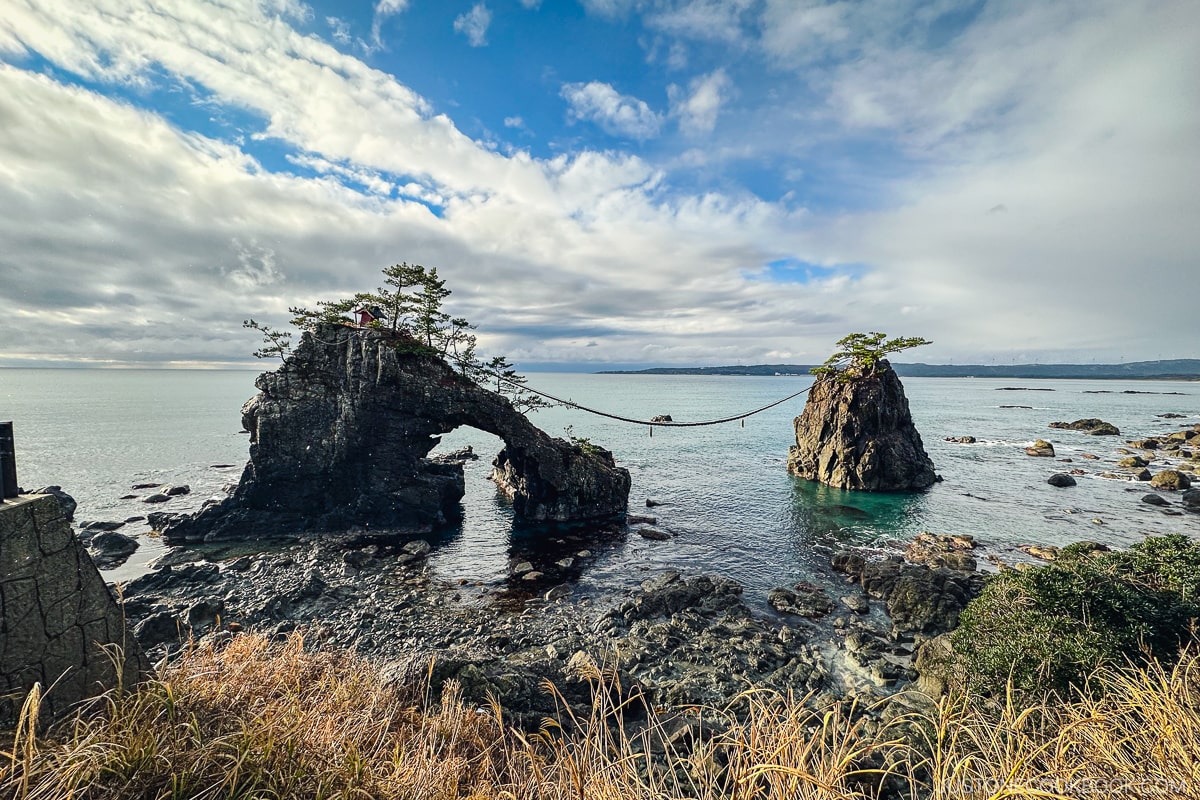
top-left (768, 582), bottom-right (834, 619)
top-left (832, 551), bottom-right (983, 637)
top-left (788, 360), bottom-right (936, 491)
top-left (1049, 418), bottom-right (1120, 435)
top-left (1, 493), bottom-right (150, 726)
top-left (1025, 439), bottom-right (1055, 457)
top-left (1047, 473), bottom-right (1077, 487)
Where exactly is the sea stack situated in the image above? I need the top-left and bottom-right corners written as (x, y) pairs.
top-left (788, 358), bottom-right (936, 491)
top-left (161, 323), bottom-right (630, 543)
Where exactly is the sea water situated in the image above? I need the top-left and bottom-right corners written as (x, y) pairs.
top-left (1, 369), bottom-right (1197, 603)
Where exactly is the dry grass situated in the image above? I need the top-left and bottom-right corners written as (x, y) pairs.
top-left (3, 633), bottom-right (1200, 799)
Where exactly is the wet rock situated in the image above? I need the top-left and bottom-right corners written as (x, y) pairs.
top-left (787, 360), bottom-right (935, 491)
top-left (1047, 473), bottom-right (1077, 487)
top-left (626, 514), bottom-right (657, 525)
top-left (905, 533), bottom-right (977, 571)
top-left (1048, 419), bottom-right (1120, 435)
top-left (143, 493), bottom-right (171, 504)
top-left (1157, 413), bottom-right (1187, 419)
top-left (164, 484), bottom-right (191, 497)
top-left (944, 436), bottom-right (976, 444)
top-left (637, 527), bottom-right (672, 541)
top-left (1118, 456), bottom-right (1148, 468)
top-left (1142, 493), bottom-right (1170, 507)
top-left (90, 531), bottom-right (140, 569)
top-left (1132, 469), bottom-right (1153, 482)
top-left (431, 446), bottom-right (479, 464)
top-left (401, 540), bottom-right (432, 557)
top-left (1018, 544), bottom-right (1059, 561)
top-left (841, 594), bottom-right (870, 615)
top-left (1025, 440), bottom-right (1055, 457)
top-left (650, 415), bottom-right (673, 423)
top-left (1182, 489), bottom-right (1200, 511)
top-left (131, 483), bottom-right (161, 490)
top-left (1150, 470), bottom-right (1192, 490)
top-left (768, 582), bottom-right (835, 619)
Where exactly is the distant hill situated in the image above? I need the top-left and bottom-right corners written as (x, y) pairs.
top-left (598, 359), bottom-right (1200, 380)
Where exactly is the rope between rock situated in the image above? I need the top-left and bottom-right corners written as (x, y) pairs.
top-left (314, 326), bottom-right (813, 428)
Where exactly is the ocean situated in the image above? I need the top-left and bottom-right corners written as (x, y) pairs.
top-left (2, 368), bottom-right (1197, 604)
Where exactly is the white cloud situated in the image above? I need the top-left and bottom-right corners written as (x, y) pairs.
top-left (503, 115), bottom-right (524, 128)
top-left (0, 0), bottom-right (1197, 368)
top-left (668, 68), bottom-right (732, 135)
top-left (519, 0), bottom-right (542, 8)
top-left (453, 3), bottom-right (492, 48)
top-left (647, 0), bottom-right (755, 44)
top-left (326, 16), bottom-right (352, 45)
top-left (371, 0), bottom-right (411, 48)
top-left (561, 81), bottom-right (663, 140)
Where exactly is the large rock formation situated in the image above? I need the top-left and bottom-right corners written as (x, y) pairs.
top-left (163, 324), bottom-right (630, 543)
top-left (1, 493), bottom-right (150, 726)
top-left (788, 360), bottom-right (936, 491)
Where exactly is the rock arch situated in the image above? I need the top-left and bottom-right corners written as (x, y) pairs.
top-left (163, 324), bottom-right (630, 543)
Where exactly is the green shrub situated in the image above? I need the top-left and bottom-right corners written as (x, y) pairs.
top-left (949, 534), bottom-right (1200, 698)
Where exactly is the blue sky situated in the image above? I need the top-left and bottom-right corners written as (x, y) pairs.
top-left (0, 0), bottom-right (1197, 368)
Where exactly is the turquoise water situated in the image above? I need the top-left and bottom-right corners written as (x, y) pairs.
top-left (2, 369), bottom-right (1197, 600)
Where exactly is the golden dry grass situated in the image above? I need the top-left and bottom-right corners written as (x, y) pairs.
top-left (3, 633), bottom-right (1199, 799)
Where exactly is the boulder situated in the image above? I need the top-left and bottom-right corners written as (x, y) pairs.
top-left (1182, 489), bottom-right (1200, 511)
top-left (787, 360), bottom-right (936, 491)
top-left (1025, 440), bottom-right (1055, 457)
top-left (1047, 473), bottom-right (1077, 487)
top-left (1150, 470), bottom-right (1192, 491)
top-left (1048, 419), bottom-right (1120, 435)
top-left (90, 531), bottom-right (140, 569)
top-left (944, 436), bottom-right (977, 444)
top-left (768, 582), bottom-right (835, 619)
top-left (162, 323), bottom-right (630, 543)
top-left (1118, 456), bottom-right (1148, 468)
top-left (1142, 494), bottom-right (1170, 507)
top-left (904, 533), bottom-right (977, 571)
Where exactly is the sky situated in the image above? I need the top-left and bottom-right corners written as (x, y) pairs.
top-left (0, 0), bottom-right (1197, 370)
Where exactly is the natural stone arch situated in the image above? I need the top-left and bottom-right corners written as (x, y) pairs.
top-left (162, 324), bottom-right (630, 543)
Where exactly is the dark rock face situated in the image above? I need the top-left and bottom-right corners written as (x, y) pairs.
top-left (787, 361), bottom-right (936, 491)
top-left (1049, 418), bottom-right (1120, 435)
top-left (1, 494), bottom-right (150, 726)
top-left (1047, 473), bottom-right (1077, 487)
top-left (163, 324), bottom-right (630, 543)
top-left (832, 551), bottom-right (984, 637)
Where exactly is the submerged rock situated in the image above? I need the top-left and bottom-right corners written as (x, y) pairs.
top-left (1025, 439), bottom-right (1055, 457)
top-left (787, 360), bottom-right (935, 491)
top-left (1048, 418), bottom-right (1120, 435)
top-left (1047, 473), bottom-right (1077, 487)
top-left (162, 323), bottom-right (630, 543)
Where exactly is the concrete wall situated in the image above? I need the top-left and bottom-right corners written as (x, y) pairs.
top-left (1, 494), bottom-right (150, 727)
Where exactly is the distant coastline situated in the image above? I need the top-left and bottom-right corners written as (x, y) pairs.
top-left (598, 359), bottom-right (1200, 381)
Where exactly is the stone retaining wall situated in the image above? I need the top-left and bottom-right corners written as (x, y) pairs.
top-left (1, 494), bottom-right (150, 727)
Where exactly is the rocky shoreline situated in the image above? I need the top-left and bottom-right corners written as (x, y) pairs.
top-left (50, 409), bottom-right (1193, 728)
top-left (115, 521), bottom-right (987, 728)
